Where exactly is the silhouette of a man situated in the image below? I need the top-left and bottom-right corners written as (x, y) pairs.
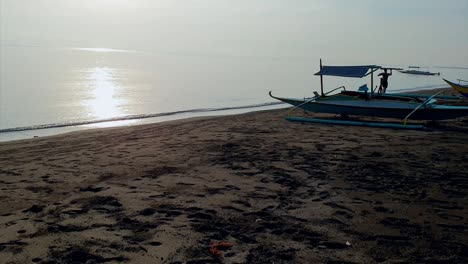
top-left (378, 69), bottom-right (392, 94)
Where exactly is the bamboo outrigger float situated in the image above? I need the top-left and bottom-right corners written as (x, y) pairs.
top-left (269, 60), bottom-right (468, 129)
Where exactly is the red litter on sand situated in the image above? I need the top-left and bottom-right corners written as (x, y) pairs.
top-left (210, 241), bottom-right (233, 258)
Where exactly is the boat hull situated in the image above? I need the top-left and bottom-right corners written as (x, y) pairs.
top-left (443, 79), bottom-right (468, 98)
top-left (271, 93), bottom-right (468, 120)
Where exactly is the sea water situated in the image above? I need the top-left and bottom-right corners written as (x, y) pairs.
top-left (0, 45), bottom-right (467, 142)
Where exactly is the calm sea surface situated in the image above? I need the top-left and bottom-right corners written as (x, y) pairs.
top-left (0, 45), bottom-right (467, 141)
top-left (1, 0), bottom-right (467, 141)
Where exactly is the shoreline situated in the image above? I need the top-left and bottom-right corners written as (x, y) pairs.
top-left (0, 103), bottom-right (287, 143)
top-left (0, 86), bottom-right (455, 143)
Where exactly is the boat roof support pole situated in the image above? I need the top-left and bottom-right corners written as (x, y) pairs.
top-left (371, 67), bottom-right (374, 95)
top-left (320, 59), bottom-right (324, 96)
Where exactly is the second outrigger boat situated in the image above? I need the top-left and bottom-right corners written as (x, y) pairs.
top-left (270, 60), bottom-right (468, 129)
top-left (399, 66), bottom-right (440, 76)
top-left (443, 78), bottom-right (468, 98)
top-left (399, 70), bottom-right (441, 76)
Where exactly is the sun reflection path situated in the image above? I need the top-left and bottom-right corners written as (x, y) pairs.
top-left (84, 67), bottom-right (126, 120)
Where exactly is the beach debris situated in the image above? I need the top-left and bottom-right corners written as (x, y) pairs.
top-left (210, 241), bottom-right (233, 259)
top-left (346, 241), bottom-right (351, 246)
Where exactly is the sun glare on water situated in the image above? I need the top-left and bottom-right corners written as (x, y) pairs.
top-left (83, 67), bottom-right (126, 121)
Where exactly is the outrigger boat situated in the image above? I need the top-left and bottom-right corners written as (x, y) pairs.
top-left (399, 66), bottom-right (440, 76)
top-left (269, 60), bottom-right (468, 129)
top-left (443, 78), bottom-right (468, 98)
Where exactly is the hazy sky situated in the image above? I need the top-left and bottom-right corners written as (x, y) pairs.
top-left (1, 0), bottom-right (467, 66)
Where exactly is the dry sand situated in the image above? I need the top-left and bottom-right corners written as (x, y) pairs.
top-left (1, 89), bottom-right (468, 263)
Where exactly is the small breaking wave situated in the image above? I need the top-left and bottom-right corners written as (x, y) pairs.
top-left (0, 101), bottom-right (284, 133)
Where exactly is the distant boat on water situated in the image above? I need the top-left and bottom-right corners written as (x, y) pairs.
top-left (399, 66), bottom-right (440, 76)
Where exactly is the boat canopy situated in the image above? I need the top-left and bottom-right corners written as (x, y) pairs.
top-left (314, 65), bottom-right (380, 78)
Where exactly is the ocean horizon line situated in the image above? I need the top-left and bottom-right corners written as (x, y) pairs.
top-left (3, 44), bottom-right (468, 69)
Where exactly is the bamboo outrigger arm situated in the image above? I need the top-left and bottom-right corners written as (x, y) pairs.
top-left (403, 91), bottom-right (444, 126)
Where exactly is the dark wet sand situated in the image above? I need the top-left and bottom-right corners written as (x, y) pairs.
top-left (1, 88), bottom-right (468, 263)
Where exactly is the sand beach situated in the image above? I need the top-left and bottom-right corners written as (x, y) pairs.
top-left (1, 89), bottom-right (468, 263)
